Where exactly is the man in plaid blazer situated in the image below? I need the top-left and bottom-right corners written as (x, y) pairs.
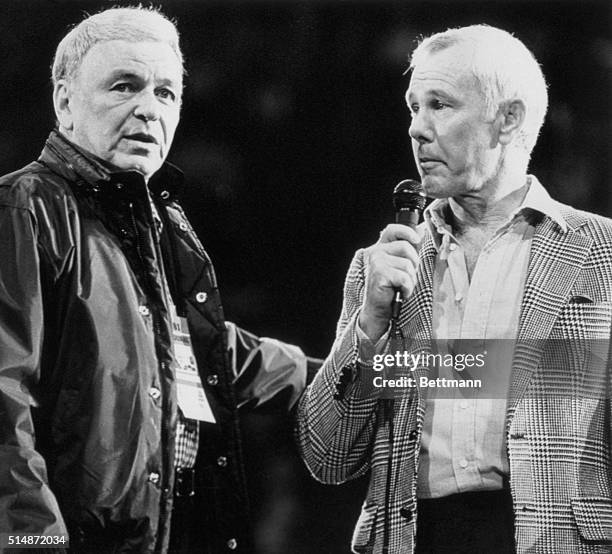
top-left (297, 25), bottom-right (612, 554)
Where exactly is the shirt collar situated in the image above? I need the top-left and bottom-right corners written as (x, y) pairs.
top-left (424, 175), bottom-right (567, 248)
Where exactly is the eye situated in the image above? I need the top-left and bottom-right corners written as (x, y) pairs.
top-left (409, 104), bottom-right (419, 116)
top-left (111, 82), bottom-right (136, 93)
top-left (432, 99), bottom-right (447, 110)
top-left (156, 88), bottom-right (177, 102)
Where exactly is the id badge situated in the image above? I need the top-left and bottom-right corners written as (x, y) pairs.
top-left (170, 305), bottom-right (216, 423)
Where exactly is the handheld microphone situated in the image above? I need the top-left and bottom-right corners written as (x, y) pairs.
top-left (390, 179), bottom-right (426, 322)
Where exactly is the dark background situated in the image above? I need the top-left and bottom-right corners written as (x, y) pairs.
top-left (1, 1), bottom-right (610, 552)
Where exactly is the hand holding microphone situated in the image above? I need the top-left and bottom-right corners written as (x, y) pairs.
top-left (358, 180), bottom-right (426, 341)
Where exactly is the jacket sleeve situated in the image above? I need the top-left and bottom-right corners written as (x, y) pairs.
top-left (0, 203), bottom-right (68, 536)
top-left (227, 322), bottom-right (308, 412)
top-left (296, 249), bottom-right (383, 484)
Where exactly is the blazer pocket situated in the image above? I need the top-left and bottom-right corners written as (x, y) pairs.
top-left (556, 301), bottom-right (612, 339)
top-left (571, 496), bottom-right (612, 543)
top-left (351, 501), bottom-right (379, 553)
top-left (568, 295), bottom-right (594, 304)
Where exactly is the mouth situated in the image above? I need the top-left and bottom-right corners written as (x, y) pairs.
top-left (418, 157), bottom-right (444, 170)
top-left (124, 133), bottom-right (159, 146)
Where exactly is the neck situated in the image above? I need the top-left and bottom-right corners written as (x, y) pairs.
top-left (449, 156), bottom-right (529, 234)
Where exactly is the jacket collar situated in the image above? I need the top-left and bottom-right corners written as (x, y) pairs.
top-left (38, 128), bottom-right (184, 203)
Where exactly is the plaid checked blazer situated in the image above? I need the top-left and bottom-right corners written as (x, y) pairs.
top-left (297, 202), bottom-right (612, 553)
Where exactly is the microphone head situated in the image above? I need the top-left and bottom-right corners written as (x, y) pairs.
top-left (393, 179), bottom-right (426, 212)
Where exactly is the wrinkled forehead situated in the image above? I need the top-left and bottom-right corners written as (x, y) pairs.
top-left (407, 46), bottom-right (482, 100)
top-left (76, 40), bottom-right (183, 84)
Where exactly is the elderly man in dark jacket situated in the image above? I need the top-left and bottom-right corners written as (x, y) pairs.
top-left (0, 7), bottom-right (290, 553)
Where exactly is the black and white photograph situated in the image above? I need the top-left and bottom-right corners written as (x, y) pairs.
top-left (0, 0), bottom-right (610, 553)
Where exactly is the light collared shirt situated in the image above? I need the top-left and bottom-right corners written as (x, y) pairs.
top-left (417, 176), bottom-right (566, 498)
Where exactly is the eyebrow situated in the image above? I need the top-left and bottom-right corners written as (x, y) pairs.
top-left (422, 88), bottom-right (456, 100)
top-left (108, 70), bottom-right (142, 81)
top-left (428, 88), bottom-right (451, 96)
top-left (107, 70), bottom-right (181, 88)
top-left (408, 88), bottom-right (455, 101)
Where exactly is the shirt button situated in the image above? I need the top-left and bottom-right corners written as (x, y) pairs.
top-left (139, 305), bottom-right (150, 317)
top-left (148, 472), bottom-right (160, 485)
top-left (195, 292), bottom-right (208, 303)
top-left (206, 374), bottom-right (219, 386)
top-left (449, 243), bottom-right (457, 251)
top-left (160, 190), bottom-right (170, 200)
top-left (149, 387), bottom-right (161, 400)
top-left (454, 294), bottom-right (463, 302)
top-left (227, 538), bottom-right (238, 550)
top-left (115, 183), bottom-right (124, 190)
top-left (217, 456), bottom-right (228, 468)
top-left (459, 458), bottom-right (469, 469)
top-left (179, 222), bottom-right (188, 232)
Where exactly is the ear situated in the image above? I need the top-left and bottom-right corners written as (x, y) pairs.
top-left (497, 99), bottom-right (526, 146)
top-left (53, 79), bottom-right (75, 133)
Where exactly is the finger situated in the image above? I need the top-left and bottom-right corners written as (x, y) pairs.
top-left (378, 223), bottom-right (421, 245)
top-left (382, 267), bottom-right (417, 299)
top-left (400, 270), bottom-right (417, 299)
top-left (385, 254), bottom-right (418, 276)
top-left (369, 265), bottom-right (417, 298)
top-left (382, 241), bottom-right (419, 268)
top-left (366, 244), bottom-right (418, 277)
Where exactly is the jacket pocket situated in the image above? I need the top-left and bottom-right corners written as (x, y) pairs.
top-left (571, 496), bottom-right (612, 543)
top-left (556, 302), bottom-right (612, 339)
top-left (351, 501), bottom-right (379, 553)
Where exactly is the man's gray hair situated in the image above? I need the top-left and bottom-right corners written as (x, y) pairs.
top-left (52, 6), bottom-right (183, 86)
top-left (410, 24), bottom-right (548, 154)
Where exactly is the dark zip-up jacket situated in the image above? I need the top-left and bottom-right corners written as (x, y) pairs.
top-left (0, 130), bottom-right (249, 552)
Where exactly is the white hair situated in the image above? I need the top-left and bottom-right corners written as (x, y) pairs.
top-left (52, 6), bottom-right (183, 86)
top-left (410, 24), bottom-right (548, 154)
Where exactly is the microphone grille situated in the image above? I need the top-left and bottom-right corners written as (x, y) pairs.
top-left (393, 179), bottom-right (426, 211)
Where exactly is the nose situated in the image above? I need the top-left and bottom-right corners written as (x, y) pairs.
top-left (133, 90), bottom-right (161, 122)
top-left (408, 109), bottom-right (433, 145)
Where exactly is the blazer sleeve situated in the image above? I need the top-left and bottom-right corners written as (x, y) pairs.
top-left (0, 203), bottom-right (68, 536)
top-left (296, 248), bottom-right (383, 484)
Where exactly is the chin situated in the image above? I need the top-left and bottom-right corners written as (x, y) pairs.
top-left (421, 176), bottom-right (448, 199)
top-left (116, 155), bottom-right (161, 180)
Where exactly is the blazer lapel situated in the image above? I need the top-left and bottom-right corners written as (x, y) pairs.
top-left (399, 232), bottom-right (435, 342)
top-left (397, 233), bottom-right (436, 394)
top-left (507, 216), bottom-right (592, 421)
